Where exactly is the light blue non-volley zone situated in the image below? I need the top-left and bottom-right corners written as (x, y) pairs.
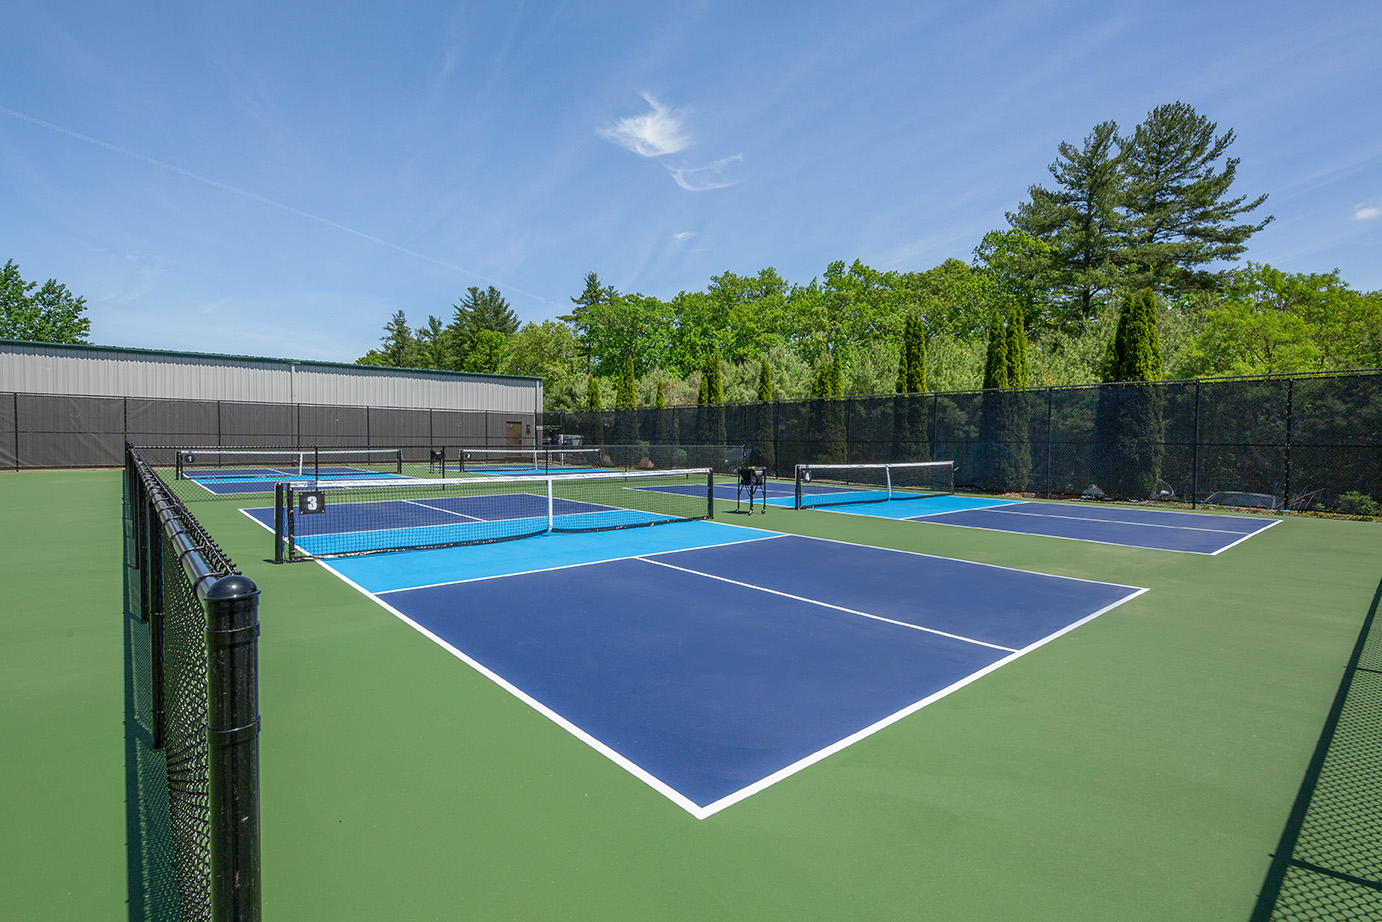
top-left (311, 522), bottom-right (1145, 818)
top-left (815, 494), bottom-right (1278, 554)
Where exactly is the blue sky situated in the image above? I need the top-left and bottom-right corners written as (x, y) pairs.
top-left (3, 1), bottom-right (1379, 363)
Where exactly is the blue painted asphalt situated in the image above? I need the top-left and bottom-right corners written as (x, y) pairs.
top-left (906, 501), bottom-right (1277, 553)
top-left (352, 531), bottom-right (1143, 815)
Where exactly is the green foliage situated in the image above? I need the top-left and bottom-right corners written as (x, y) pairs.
top-left (0, 260), bottom-right (92, 344)
top-left (1119, 102), bottom-right (1273, 294)
top-left (1339, 492), bottom-right (1380, 518)
top-left (982, 309), bottom-right (1010, 389)
top-left (698, 350), bottom-right (724, 405)
top-left (461, 329), bottom-right (507, 373)
top-left (615, 358), bottom-right (637, 409)
top-left (359, 310), bottom-right (421, 367)
top-left (757, 356), bottom-right (773, 403)
top-left (895, 312), bottom-right (927, 394)
top-left (1103, 289), bottom-right (1163, 383)
top-left (655, 379), bottom-right (668, 410)
top-left (1007, 120), bottom-right (1126, 330)
top-left (1004, 306), bottom-right (1030, 388)
top-left (446, 286), bottom-right (518, 370)
top-left (586, 374), bottom-right (602, 411)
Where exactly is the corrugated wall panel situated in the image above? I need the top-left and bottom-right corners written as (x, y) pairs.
top-left (0, 393), bottom-right (16, 468)
top-left (1, 342), bottom-right (541, 412)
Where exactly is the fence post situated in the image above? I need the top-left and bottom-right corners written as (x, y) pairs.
top-left (204, 574), bottom-right (262, 922)
top-left (1284, 377), bottom-right (1294, 511)
top-left (1045, 387), bottom-right (1054, 498)
top-left (1192, 380), bottom-right (1200, 509)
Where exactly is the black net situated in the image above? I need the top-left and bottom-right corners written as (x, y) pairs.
top-left (794, 461), bottom-right (955, 509)
top-left (277, 468), bottom-right (714, 561)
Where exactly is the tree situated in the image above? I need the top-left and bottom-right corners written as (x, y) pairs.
top-left (1, 260), bottom-right (92, 344)
top-left (753, 356), bottom-right (776, 472)
top-left (615, 358), bottom-right (637, 409)
top-left (461, 329), bottom-right (507, 373)
top-left (696, 350), bottom-right (726, 446)
top-left (1119, 102), bottom-right (1273, 294)
top-left (415, 315), bottom-right (449, 369)
top-left (359, 310), bottom-right (420, 367)
top-left (978, 309), bottom-right (1031, 491)
top-left (893, 313), bottom-right (929, 462)
top-left (446, 286), bottom-right (518, 369)
top-left (500, 320), bottom-right (583, 411)
top-left (585, 374), bottom-right (603, 411)
top-left (1007, 121), bottom-right (1126, 330)
top-left (1095, 290), bottom-right (1165, 499)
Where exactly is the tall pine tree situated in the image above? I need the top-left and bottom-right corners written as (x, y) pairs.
top-left (893, 313), bottom-right (929, 462)
top-left (979, 308), bottom-right (1031, 491)
top-left (754, 356), bottom-right (776, 472)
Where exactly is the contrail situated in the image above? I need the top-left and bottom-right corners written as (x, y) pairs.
top-left (1, 105), bottom-right (553, 304)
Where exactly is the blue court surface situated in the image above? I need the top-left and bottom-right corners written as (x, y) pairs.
top-left (303, 522), bottom-right (1145, 818)
top-left (815, 494), bottom-right (1279, 554)
top-left (185, 467), bottom-right (405, 495)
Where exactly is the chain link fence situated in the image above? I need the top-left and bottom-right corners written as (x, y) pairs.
top-left (547, 370), bottom-right (1382, 513)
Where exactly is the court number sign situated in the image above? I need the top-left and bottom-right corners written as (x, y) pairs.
top-left (298, 491), bottom-right (326, 514)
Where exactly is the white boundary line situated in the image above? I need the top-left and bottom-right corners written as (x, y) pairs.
top-left (245, 506), bottom-right (1152, 820)
top-left (636, 556), bottom-right (1018, 653)
top-left (691, 586), bottom-right (1149, 817)
top-left (972, 503), bottom-right (1273, 534)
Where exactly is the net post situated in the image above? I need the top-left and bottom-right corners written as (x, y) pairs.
top-left (885, 464), bottom-right (893, 501)
top-left (394, 448), bottom-right (403, 475)
top-left (706, 470), bottom-right (714, 520)
top-left (795, 465), bottom-right (804, 509)
top-left (273, 483), bottom-right (286, 564)
top-left (203, 574), bottom-right (262, 922)
top-left (546, 477), bottom-right (555, 532)
top-left (285, 484), bottom-right (297, 562)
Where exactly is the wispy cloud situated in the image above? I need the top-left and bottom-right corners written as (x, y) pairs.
top-left (0, 105), bottom-right (554, 305)
top-left (1353, 199), bottom-right (1382, 221)
top-left (670, 154), bottom-right (744, 192)
top-left (597, 93), bottom-right (691, 157)
top-left (673, 231), bottom-right (699, 245)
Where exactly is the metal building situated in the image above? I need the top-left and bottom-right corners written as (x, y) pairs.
top-left (1, 339), bottom-right (543, 468)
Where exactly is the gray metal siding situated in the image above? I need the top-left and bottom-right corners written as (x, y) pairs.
top-left (0, 342), bottom-right (541, 412)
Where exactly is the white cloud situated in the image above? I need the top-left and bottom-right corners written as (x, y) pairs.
top-left (669, 154), bottom-right (744, 192)
top-left (673, 231), bottom-right (699, 245)
top-left (1353, 200), bottom-right (1382, 220)
top-left (597, 93), bottom-right (691, 158)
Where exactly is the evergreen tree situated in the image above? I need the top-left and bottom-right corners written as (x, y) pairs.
top-left (1007, 121), bottom-right (1126, 330)
top-left (1005, 306), bottom-right (1031, 388)
top-left (371, 310), bottom-right (420, 367)
top-left (696, 350), bottom-right (726, 445)
top-left (982, 308), bottom-right (1010, 389)
top-left (979, 309), bottom-right (1031, 491)
top-left (656, 379), bottom-right (668, 409)
top-left (893, 313), bottom-right (929, 462)
top-left (586, 374), bottom-right (603, 411)
top-left (613, 357), bottom-right (638, 444)
top-left (1095, 289), bottom-right (1165, 499)
top-left (1119, 102), bottom-right (1273, 294)
top-left (754, 356), bottom-right (776, 472)
top-left (446, 286), bottom-right (518, 369)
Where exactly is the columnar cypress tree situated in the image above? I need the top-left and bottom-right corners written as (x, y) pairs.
top-left (754, 356), bottom-right (775, 472)
top-left (979, 308), bottom-right (1031, 491)
top-left (1095, 289), bottom-right (1165, 498)
top-left (697, 350), bottom-right (726, 446)
top-left (656, 379), bottom-right (668, 409)
top-left (614, 358), bottom-right (637, 445)
top-left (893, 313), bottom-right (929, 462)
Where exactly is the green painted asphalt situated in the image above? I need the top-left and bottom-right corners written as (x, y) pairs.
top-left (3, 469), bottom-right (1380, 920)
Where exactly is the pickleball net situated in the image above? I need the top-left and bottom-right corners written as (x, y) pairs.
top-left (177, 446), bottom-right (404, 481)
top-left (794, 460), bottom-right (955, 509)
top-left (274, 467), bottom-right (714, 561)
top-left (451, 446), bottom-right (603, 474)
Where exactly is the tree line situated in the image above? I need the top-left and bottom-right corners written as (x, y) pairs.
top-left (362, 102), bottom-right (1380, 412)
